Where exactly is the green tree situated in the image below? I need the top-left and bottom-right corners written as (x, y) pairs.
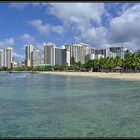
top-left (123, 50), bottom-right (134, 71)
top-left (134, 50), bottom-right (140, 71)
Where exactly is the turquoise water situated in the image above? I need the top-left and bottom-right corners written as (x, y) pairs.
top-left (0, 73), bottom-right (140, 137)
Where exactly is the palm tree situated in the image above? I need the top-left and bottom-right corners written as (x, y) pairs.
top-left (134, 50), bottom-right (140, 71)
top-left (123, 50), bottom-right (134, 72)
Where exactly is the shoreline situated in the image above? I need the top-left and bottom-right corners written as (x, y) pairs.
top-left (38, 71), bottom-right (140, 81)
top-left (2, 71), bottom-right (140, 81)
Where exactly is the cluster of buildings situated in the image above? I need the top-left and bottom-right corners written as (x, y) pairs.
top-left (25, 45), bottom-right (41, 67)
top-left (43, 43), bottom-right (127, 66)
top-left (0, 43), bottom-right (127, 69)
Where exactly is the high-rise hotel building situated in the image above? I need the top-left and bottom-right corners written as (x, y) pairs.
top-left (95, 49), bottom-right (107, 58)
top-left (55, 48), bottom-right (67, 65)
top-left (0, 49), bottom-right (4, 67)
top-left (31, 50), bottom-right (41, 67)
top-left (25, 45), bottom-right (33, 66)
top-left (109, 46), bottom-right (127, 59)
top-left (44, 43), bottom-right (67, 66)
top-left (63, 43), bottom-right (90, 64)
top-left (3, 48), bottom-right (13, 69)
top-left (44, 43), bottom-right (55, 65)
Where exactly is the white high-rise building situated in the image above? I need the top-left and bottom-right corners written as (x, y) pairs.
top-left (95, 54), bottom-right (105, 59)
top-left (31, 50), bottom-right (41, 67)
top-left (85, 54), bottom-right (95, 63)
top-left (25, 45), bottom-right (33, 66)
top-left (66, 49), bottom-right (70, 66)
top-left (0, 49), bottom-right (4, 67)
top-left (63, 43), bottom-right (90, 64)
top-left (3, 47), bottom-right (12, 69)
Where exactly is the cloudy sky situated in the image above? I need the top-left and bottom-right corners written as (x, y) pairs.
top-left (0, 2), bottom-right (139, 61)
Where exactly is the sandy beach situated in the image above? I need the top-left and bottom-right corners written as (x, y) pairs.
top-left (38, 71), bottom-right (140, 81)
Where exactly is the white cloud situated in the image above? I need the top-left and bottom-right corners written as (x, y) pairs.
top-left (110, 4), bottom-right (140, 38)
top-left (10, 3), bottom-right (107, 49)
top-left (83, 26), bottom-right (108, 48)
top-left (74, 26), bottom-right (109, 48)
top-left (29, 19), bottom-right (50, 35)
top-left (109, 4), bottom-right (140, 50)
top-left (29, 19), bottom-right (64, 35)
top-left (47, 3), bottom-right (140, 50)
top-left (8, 3), bottom-right (29, 10)
top-left (8, 3), bottom-right (140, 51)
top-left (20, 33), bottom-right (35, 43)
top-left (51, 25), bottom-right (64, 34)
top-left (47, 3), bottom-right (106, 48)
top-left (48, 3), bottom-right (105, 27)
top-left (0, 38), bottom-right (15, 48)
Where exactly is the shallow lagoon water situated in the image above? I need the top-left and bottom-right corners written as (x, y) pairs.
top-left (0, 73), bottom-right (140, 137)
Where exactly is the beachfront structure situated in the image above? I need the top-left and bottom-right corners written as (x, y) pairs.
top-left (109, 46), bottom-right (127, 59)
top-left (45, 44), bottom-right (55, 65)
top-left (3, 47), bottom-right (12, 69)
top-left (44, 43), bottom-right (55, 65)
top-left (91, 47), bottom-right (96, 54)
top-left (55, 48), bottom-right (67, 65)
top-left (44, 43), bottom-right (67, 66)
top-left (95, 54), bottom-right (105, 59)
top-left (63, 43), bottom-right (90, 64)
top-left (95, 49), bottom-right (107, 58)
top-left (66, 49), bottom-right (70, 66)
top-left (62, 45), bottom-right (70, 66)
top-left (85, 54), bottom-right (95, 63)
top-left (73, 48), bottom-right (86, 64)
top-left (0, 49), bottom-right (4, 67)
top-left (25, 45), bottom-right (33, 67)
top-left (85, 49), bottom-right (108, 62)
top-left (31, 50), bottom-right (41, 67)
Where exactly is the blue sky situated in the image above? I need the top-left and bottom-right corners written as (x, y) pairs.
top-left (0, 2), bottom-right (139, 62)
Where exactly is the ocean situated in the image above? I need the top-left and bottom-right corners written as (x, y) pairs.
top-left (0, 72), bottom-right (140, 137)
